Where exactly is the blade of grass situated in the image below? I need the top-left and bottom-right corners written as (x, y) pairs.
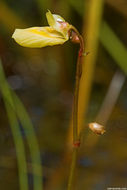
top-left (100, 22), bottom-right (127, 74)
top-left (0, 60), bottom-right (43, 190)
top-left (0, 60), bottom-right (29, 190)
top-left (11, 91), bottom-right (43, 190)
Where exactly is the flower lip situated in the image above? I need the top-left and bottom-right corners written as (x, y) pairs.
top-left (12, 27), bottom-right (68, 48)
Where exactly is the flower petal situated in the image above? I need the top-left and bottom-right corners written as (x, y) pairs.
top-left (12, 27), bottom-right (68, 48)
top-left (46, 10), bottom-right (70, 39)
top-left (46, 10), bottom-right (65, 28)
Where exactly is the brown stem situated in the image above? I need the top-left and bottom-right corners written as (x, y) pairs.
top-left (70, 25), bottom-right (84, 143)
top-left (67, 27), bottom-right (84, 190)
top-left (73, 49), bottom-right (82, 142)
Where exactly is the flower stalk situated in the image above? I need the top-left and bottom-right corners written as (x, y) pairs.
top-left (67, 27), bottom-right (84, 190)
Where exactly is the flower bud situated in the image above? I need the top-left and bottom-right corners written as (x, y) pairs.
top-left (88, 122), bottom-right (106, 135)
top-left (69, 31), bottom-right (80, 44)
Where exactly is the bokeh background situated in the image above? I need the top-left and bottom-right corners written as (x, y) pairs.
top-left (0, 0), bottom-right (127, 190)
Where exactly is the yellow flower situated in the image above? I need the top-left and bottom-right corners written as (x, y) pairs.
top-left (12, 10), bottom-right (71, 48)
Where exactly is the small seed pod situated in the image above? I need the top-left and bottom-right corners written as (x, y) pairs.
top-left (88, 122), bottom-right (106, 135)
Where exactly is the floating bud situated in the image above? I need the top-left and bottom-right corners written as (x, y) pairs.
top-left (88, 122), bottom-right (105, 135)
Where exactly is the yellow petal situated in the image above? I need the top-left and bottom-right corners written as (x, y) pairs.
top-left (46, 10), bottom-right (70, 38)
top-left (12, 27), bottom-right (68, 48)
top-left (46, 10), bottom-right (56, 28)
top-left (46, 10), bottom-right (65, 28)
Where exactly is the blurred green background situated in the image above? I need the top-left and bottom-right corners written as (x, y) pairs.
top-left (0, 0), bottom-right (127, 190)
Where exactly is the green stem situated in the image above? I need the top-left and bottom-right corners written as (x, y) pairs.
top-left (67, 148), bottom-right (77, 190)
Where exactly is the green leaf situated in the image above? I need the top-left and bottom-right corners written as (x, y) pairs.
top-left (100, 22), bottom-right (127, 74)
